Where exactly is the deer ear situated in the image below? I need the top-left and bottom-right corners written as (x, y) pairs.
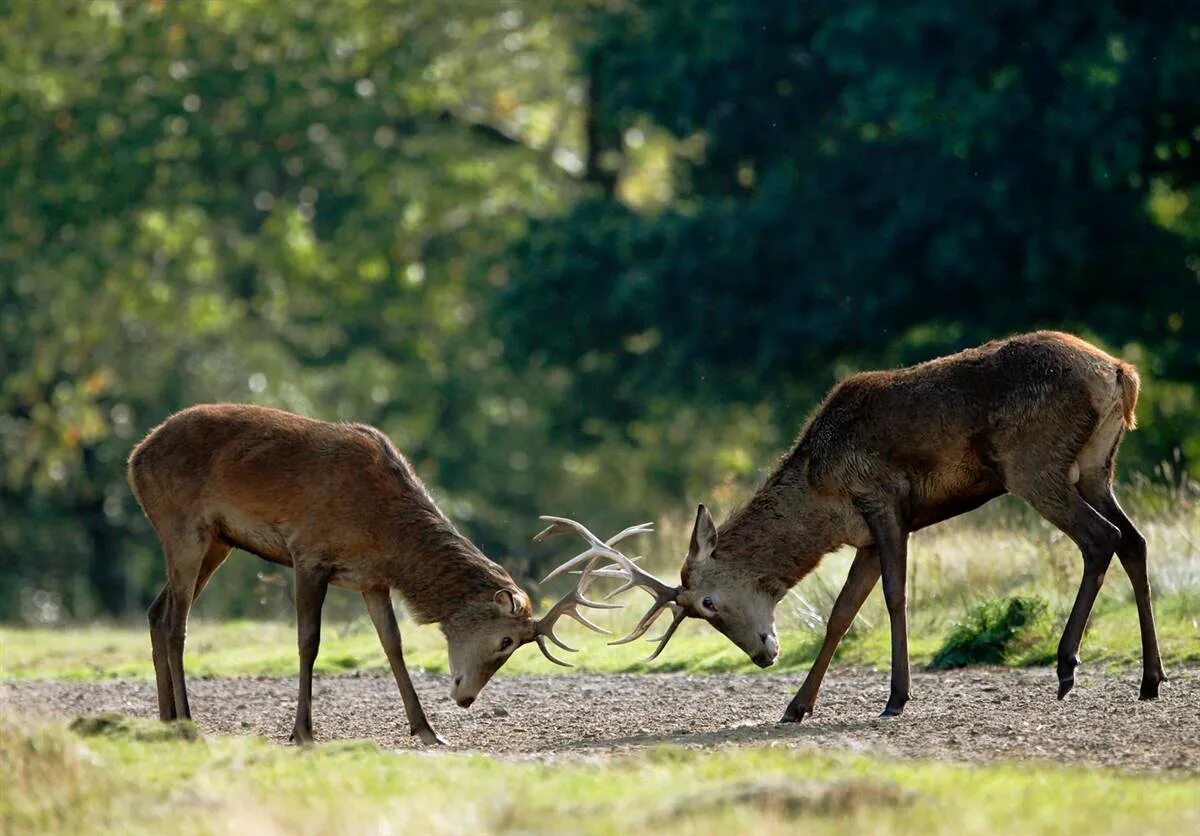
top-left (689, 503), bottom-right (717, 557)
top-left (494, 588), bottom-right (521, 615)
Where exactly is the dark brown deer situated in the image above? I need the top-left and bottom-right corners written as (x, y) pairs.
top-left (127, 404), bottom-right (645, 744)
top-left (597, 332), bottom-right (1166, 719)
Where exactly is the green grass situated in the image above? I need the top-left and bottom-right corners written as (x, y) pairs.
top-left (3, 493), bottom-right (1197, 681)
top-left (2, 588), bottom-right (1197, 681)
top-left (3, 713), bottom-right (1197, 836)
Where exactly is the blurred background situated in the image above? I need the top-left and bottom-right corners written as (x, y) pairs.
top-left (2, 0), bottom-right (1198, 625)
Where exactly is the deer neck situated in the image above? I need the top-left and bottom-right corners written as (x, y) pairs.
top-left (381, 509), bottom-right (515, 624)
top-left (717, 482), bottom-right (848, 589)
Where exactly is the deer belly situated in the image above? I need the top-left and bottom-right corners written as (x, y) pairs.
top-left (213, 509), bottom-right (293, 566)
top-left (909, 472), bottom-right (1005, 530)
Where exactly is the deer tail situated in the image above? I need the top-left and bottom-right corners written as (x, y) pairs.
top-left (1116, 362), bottom-right (1140, 431)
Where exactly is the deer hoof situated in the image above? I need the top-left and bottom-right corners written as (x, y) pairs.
top-left (290, 727), bottom-right (316, 746)
top-left (413, 725), bottom-right (447, 746)
top-left (778, 706), bottom-right (811, 724)
top-left (1056, 654), bottom-right (1079, 696)
top-left (879, 699), bottom-right (908, 718)
top-left (1139, 672), bottom-right (1165, 701)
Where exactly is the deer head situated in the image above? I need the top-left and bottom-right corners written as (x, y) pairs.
top-left (675, 504), bottom-right (782, 667)
top-left (560, 506), bottom-right (782, 668)
top-left (443, 519), bottom-right (650, 707)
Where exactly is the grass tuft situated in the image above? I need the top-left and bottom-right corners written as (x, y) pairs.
top-left (931, 595), bottom-right (1054, 669)
top-left (69, 712), bottom-right (200, 742)
top-left (654, 777), bottom-right (913, 822)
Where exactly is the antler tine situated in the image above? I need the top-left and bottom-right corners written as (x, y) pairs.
top-left (579, 534), bottom-right (685, 655)
top-left (588, 543), bottom-right (677, 603)
top-left (605, 521), bottom-right (655, 545)
top-left (607, 598), bottom-right (673, 645)
top-left (536, 517), bottom-right (654, 584)
top-left (535, 544), bottom-right (628, 666)
top-left (533, 514), bottom-right (686, 663)
top-left (538, 546), bottom-right (608, 584)
top-left (534, 635), bottom-right (572, 667)
top-left (644, 608), bottom-right (688, 661)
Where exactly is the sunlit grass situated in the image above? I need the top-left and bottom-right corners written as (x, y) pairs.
top-left (3, 713), bottom-right (1198, 836)
top-left (2, 589), bottom-right (1197, 681)
top-left (3, 492), bottom-right (1196, 681)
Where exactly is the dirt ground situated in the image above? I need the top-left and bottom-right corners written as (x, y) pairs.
top-left (2, 666), bottom-right (1197, 771)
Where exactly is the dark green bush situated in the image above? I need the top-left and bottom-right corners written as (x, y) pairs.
top-left (931, 596), bottom-right (1052, 670)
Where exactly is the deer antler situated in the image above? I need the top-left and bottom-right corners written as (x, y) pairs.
top-left (535, 515), bottom-right (685, 661)
top-left (529, 519), bottom-right (648, 666)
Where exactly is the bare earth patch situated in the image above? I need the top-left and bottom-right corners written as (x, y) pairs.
top-left (2, 666), bottom-right (1196, 771)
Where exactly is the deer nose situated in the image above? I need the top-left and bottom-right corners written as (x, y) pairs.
top-left (759, 632), bottom-right (769, 644)
top-left (454, 676), bottom-right (462, 687)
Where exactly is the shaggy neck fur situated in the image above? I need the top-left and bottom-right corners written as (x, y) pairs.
top-left (383, 510), bottom-right (517, 624)
top-left (716, 450), bottom-right (850, 591)
top-left (355, 424), bottom-right (519, 623)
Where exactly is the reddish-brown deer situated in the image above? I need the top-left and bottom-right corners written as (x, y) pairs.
top-left (598, 332), bottom-right (1166, 719)
top-left (127, 404), bottom-right (640, 744)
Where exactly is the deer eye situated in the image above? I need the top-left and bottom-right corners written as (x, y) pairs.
top-left (702, 596), bottom-right (715, 611)
top-left (499, 636), bottom-right (513, 651)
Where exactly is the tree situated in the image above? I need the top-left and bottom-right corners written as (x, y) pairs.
top-left (496, 0), bottom-right (1200, 472)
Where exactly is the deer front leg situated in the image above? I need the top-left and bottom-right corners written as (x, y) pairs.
top-left (362, 587), bottom-right (446, 746)
top-left (865, 509), bottom-right (911, 717)
top-left (291, 564), bottom-right (330, 745)
top-left (781, 546), bottom-right (881, 722)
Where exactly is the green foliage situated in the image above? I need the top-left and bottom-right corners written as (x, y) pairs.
top-left (0, 0), bottom-right (605, 620)
top-left (497, 0), bottom-right (1200, 471)
top-left (931, 596), bottom-right (1054, 670)
top-left (2, 1), bottom-right (1198, 622)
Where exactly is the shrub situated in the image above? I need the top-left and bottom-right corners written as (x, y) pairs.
top-left (931, 595), bottom-right (1052, 669)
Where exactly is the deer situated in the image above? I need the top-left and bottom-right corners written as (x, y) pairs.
top-left (127, 403), bottom-right (650, 744)
top-left (586, 331), bottom-right (1167, 720)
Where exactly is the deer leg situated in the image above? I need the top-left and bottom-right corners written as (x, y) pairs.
top-left (164, 589), bottom-right (193, 720)
top-left (161, 530), bottom-right (213, 722)
top-left (291, 563), bottom-right (330, 745)
top-left (154, 534), bottom-right (230, 723)
top-left (781, 546), bottom-right (881, 723)
top-left (362, 588), bottom-right (446, 746)
top-left (147, 586), bottom-right (175, 721)
top-left (869, 512), bottom-right (912, 718)
top-left (1015, 480), bottom-right (1120, 699)
top-left (1077, 480), bottom-right (1165, 699)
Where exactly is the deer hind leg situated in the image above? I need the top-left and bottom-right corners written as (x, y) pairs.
top-left (1075, 431), bottom-right (1165, 699)
top-left (291, 562), bottom-right (331, 745)
top-left (781, 546), bottom-right (881, 723)
top-left (1007, 463), bottom-right (1121, 700)
top-left (147, 586), bottom-right (175, 721)
top-left (159, 526), bottom-right (219, 721)
top-left (149, 536), bottom-right (231, 722)
top-left (867, 512), bottom-right (912, 717)
top-left (362, 587), bottom-right (445, 746)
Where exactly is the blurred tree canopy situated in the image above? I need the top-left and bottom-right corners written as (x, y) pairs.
top-left (498, 0), bottom-right (1200, 456)
top-left (1, 0), bottom-right (1197, 622)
